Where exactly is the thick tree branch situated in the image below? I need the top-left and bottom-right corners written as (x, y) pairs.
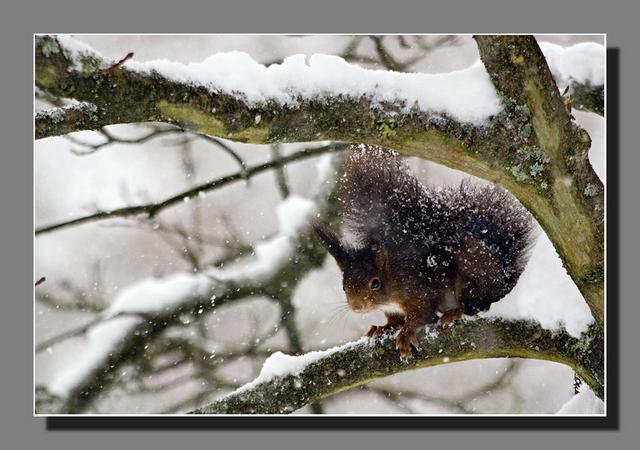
top-left (474, 35), bottom-right (604, 327)
top-left (35, 101), bottom-right (104, 138)
top-left (34, 36), bottom-right (606, 413)
top-left (34, 37), bottom-right (604, 327)
top-left (192, 319), bottom-right (604, 414)
top-left (569, 81), bottom-right (604, 116)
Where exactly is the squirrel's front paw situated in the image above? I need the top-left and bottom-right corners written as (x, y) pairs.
top-left (365, 322), bottom-right (401, 338)
top-left (395, 327), bottom-right (419, 360)
top-left (365, 325), bottom-right (384, 338)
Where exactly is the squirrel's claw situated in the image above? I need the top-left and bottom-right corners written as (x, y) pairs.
top-left (395, 327), bottom-right (419, 360)
top-left (365, 325), bottom-right (383, 338)
top-left (440, 307), bottom-right (464, 326)
top-left (365, 321), bottom-right (402, 338)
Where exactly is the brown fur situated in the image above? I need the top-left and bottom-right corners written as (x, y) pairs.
top-left (314, 145), bottom-right (534, 359)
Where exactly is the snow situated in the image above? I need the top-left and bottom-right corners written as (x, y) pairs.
top-left (483, 232), bottom-right (594, 337)
top-left (47, 315), bottom-right (143, 397)
top-left (45, 192), bottom-right (318, 399)
top-left (56, 34), bottom-right (99, 58)
top-left (231, 338), bottom-right (365, 395)
top-left (556, 384), bottom-right (604, 415)
top-left (206, 195), bottom-right (316, 283)
top-left (540, 41), bottom-right (605, 87)
top-left (37, 100), bottom-right (97, 123)
top-left (105, 272), bottom-right (212, 317)
top-left (96, 196), bottom-right (314, 318)
top-left (128, 54), bottom-right (501, 124)
top-left (53, 35), bottom-right (605, 127)
top-left (53, 35), bottom-right (500, 125)
top-left (55, 35), bottom-right (104, 71)
top-left (315, 153), bottom-right (335, 183)
top-left (275, 195), bottom-right (315, 236)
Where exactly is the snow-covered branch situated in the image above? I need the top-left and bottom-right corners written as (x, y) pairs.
top-left (35, 35), bottom-right (501, 141)
top-left (35, 101), bottom-right (104, 138)
top-left (42, 153), bottom-right (345, 413)
top-left (538, 42), bottom-right (605, 116)
top-left (192, 318), bottom-right (604, 414)
top-left (34, 35), bottom-right (607, 413)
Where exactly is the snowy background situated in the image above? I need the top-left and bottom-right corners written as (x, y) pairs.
top-left (34, 34), bottom-right (605, 414)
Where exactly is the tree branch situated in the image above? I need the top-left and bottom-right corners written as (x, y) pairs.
top-left (45, 152), bottom-right (345, 413)
top-left (35, 35), bottom-right (607, 413)
top-left (35, 101), bottom-right (104, 138)
top-left (34, 37), bottom-right (605, 327)
top-left (474, 35), bottom-right (604, 327)
top-left (192, 319), bottom-right (604, 414)
top-left (35, 143), bottom-right (344, 235)
top-left (569, 81), bottom-right (604, 116)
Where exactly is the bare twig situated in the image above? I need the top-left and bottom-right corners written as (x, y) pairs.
top-left (35, 317), bottom-right (102, 353)
top-left (269, 144), bottom-right (290, 198)
top-left (35, 143), bottom-right (346, 235)
top-left (79, 52), bottom-right (134, 78)
top-left (66, 125), bottom-right (182, 155)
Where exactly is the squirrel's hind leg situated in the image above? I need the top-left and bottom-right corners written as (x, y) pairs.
top-left (440, 307), bottom-right (465, 325)
top-left (394, 302), bottom-right (437, 360)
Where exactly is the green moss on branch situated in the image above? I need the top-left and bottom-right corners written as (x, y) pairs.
top-left (192, 319), bottom-right (604, 414)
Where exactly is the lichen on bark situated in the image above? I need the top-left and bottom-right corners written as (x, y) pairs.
top-left (34, 35), bottom-right (607, 413)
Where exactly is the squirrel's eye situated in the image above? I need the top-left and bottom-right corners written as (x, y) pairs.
top-left (370, 278), bottom-right (381, 290)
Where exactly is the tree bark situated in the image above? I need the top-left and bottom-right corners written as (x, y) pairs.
top-left (192, 319), bottom-right (604, 414)
top-left (34, 35), bottom-right (607, 413)
top-left (34, 34), bottom-right (604, 327)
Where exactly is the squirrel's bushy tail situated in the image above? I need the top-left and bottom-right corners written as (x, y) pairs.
top-left (443, 182), bottom-right (535, 289)
top-left (340, 145), bottom-right (434, 247)
top-left (340, 144), bottom-right (535, 290)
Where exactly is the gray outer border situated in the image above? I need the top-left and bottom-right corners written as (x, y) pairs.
top-left (1, 0), bottom-right (637, 449)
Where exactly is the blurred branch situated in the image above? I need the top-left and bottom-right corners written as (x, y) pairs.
top-left (568, 81), bottom-right (604, 116)
top-left (197, 134), bottom-right (249, 180)
top-left (192, 319), bottom-right (604, 414)
top-left (342, 35), bottom-right (460, 71)
top-left (64, 125), bottom-right (181, 155)
top-left (45, 153), bottom-right (345, 413)
top-left (36, 316), bottom-right (101, 353)
top-left (269, 145), bottom-right (290, 198)
top-left (363, 359), bottom-right (520, 414)
top-left (35, 35), bottom-right (604, 328)
top-left (35, 143), bottom-right (345, 235)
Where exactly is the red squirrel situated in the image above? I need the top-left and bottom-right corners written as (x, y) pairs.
top-left (314, 145), bottom-right (534, 359)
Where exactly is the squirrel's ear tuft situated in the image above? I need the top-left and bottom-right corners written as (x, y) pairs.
top-left (313, 224), bottom-right (348, 269)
